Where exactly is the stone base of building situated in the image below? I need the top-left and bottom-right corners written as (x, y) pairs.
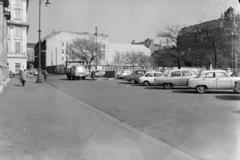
top-left (0, 78), bottom-right (10, 95)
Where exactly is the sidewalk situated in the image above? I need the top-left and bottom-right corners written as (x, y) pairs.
top-left (0, 77), bottom-right (198, 160)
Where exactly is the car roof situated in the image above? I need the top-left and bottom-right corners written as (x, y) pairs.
top-left (201, 69), bottom-right (226, 73)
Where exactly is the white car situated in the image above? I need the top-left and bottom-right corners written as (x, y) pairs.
top-left (118, 70), bottom-right (132, 79)
top-left (139, 71), bottom-right (164, 86)
top-left (155, 69), bottom-right (196, 89)
top-left (188, 69), bottom-right (240, 93)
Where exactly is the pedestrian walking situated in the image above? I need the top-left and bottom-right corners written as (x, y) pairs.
top-left (29, 69), bottom-right (33, 79)
top-left (43, 70), bottom-right (48, 82)
top-left (21, 69), bottom-right (27, 86)
top-left (9, 70), bottom-right (13, 78)
top-left (91, 69), bottom-right (95, 80)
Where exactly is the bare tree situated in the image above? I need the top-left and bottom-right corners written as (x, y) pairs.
top-left (137, 52), bottom-right (150, 69)
top-left (194, 27), bottom-right (222, 69)
top-left (67, 37), bottom-right (103, 71)
top-left (125, 51), bottom-right (139, 70)
top-left (156, 24), bottom-right (189, 69)
top-left (113, 51), bottom-right (126, 69)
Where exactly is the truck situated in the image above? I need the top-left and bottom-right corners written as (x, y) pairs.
top-left (65, 61), bottom-right (89, 80)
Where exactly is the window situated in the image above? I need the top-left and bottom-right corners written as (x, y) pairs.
top-left (15, 63), bottom-right (21, 73)
top-left (15, 26), bottom-right (21, 36)
top-left (183, 71), bottom-right (192, 76)
top-left (62, 49), bottom-right (64, 54)
top-left (137, 71), bottom-right (145, 75)
top-left (204, 72), bottom-right (215, 78)
top-left (154, 73), bottom-right (163, 77)
top-left (15, 42), bottom-right (20, 53)
top-left (62, 42), bottom-right (64, 47)
top-left (145, 73), bottom-right (153, 77)
top-left (66, 57), bottom-right (69, 61)
top-left (62, 56), bottom-right (64, 61)
top-left (15, 0), bottom-right (21, 5)
top-left (103, 44), bottom-right (106, 49)
top-left (15, 10), bottom-right (21, 20)
top-left (171, 71), bottom-right (181, 77)
top-left (216, 72), bottom-right (228, 78)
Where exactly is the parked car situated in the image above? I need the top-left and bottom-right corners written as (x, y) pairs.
top-left (139, 71), bottom-right (164, 86)
top-left (32, 69), bottom-right (38, 76)
top-left (95, 70), bottom-right (105, 77)
top-left (123, 69), bottom-right (148, 84)
top-left (187, 69), bottom-right (240, 93)
top-left (155, 69), bottom-right (196, 89)
top-left (65, 65), bottom-right (89, 80)
top-left (118, 70), bottom-right (133, 79)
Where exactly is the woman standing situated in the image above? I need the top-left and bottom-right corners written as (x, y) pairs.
top-left (21, 69), bottom-right (27, 86)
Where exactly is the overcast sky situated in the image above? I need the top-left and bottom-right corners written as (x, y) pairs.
top-left (27, 0), bottom-right (240, 45)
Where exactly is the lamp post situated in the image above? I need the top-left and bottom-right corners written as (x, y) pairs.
top-left (36, 0), bottom-right (51, 83)
top-left (95, 27), bottom-right (98, 70)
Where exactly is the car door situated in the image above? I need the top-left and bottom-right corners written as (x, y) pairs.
top-left (170, 71), bottom-right (182, 86)
top-left (144, 73), bottom-right (154, 83)
top-left (204, 72), bottom-right (217, 88)
top-left (181, 70), bottom-right (193, 86)
top-left (216, 72), bottom-right (232, 89)
top-left (153, 72), bottom-right (163, 84)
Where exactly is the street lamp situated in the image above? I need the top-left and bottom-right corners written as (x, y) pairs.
top-left (95, 27), bottom-right (98, 70)
top-left (36, 0), bottom-right (51, 83)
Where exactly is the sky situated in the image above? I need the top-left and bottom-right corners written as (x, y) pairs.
top-left (27, 0), bottom-right (240, 45)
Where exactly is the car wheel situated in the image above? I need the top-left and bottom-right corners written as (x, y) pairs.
top-left (82, 76), bottom-right (85, 80)
top-left (164, 83), bottom-right (173, 89)
top-left (143, 81), bottom-right (150, 86)
top-left (77, 77), bottom-right (80, 80)
top-left (196, 85), bottom-right (206, 93)
top-left (130, 79), bottom-right (136, 84)
top-left (233, 89), bottom-right (240, 94)
top-left (67, 76), bottom-right (71, 80)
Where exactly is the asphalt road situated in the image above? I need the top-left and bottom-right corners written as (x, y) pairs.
top-left (47, 74), bottom-right (240, 160)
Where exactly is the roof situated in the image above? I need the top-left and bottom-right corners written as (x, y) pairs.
top-left (180, 19), bottom-right (221, 34)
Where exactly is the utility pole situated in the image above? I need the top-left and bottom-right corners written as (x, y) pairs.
top-left (95, 27), bottom-right (98, 70)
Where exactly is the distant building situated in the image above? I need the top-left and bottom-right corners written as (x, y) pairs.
top-left (132, 38), bottom-right (160, 54)
top-left (35, 31), bottom-right (151, 73)
top-left (27, 43), bottom-right (35, 62)
top-left (179, 7), bottom-right (240, 68)
top-left (7, 0), bottom-right (29, 74)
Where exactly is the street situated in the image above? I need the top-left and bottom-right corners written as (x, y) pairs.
top-left (47, 74), bottom-right (240, 160)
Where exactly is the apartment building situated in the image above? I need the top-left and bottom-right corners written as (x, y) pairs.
top-left (7, 0), bottom-right (29, 74)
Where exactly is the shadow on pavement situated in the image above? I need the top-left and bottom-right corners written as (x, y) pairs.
top-left (215, 95), bottom-right (240, 101)
top-left (117, 82), bottom-right (129, 84)
top-left (14, 84), bottom-right (23, 87)
top-left (172, 90), bottom-right (236, 94)
top-left (58, 78), bottom-right (95, 81)
top-left (144, 86), bottom-right (162, 89)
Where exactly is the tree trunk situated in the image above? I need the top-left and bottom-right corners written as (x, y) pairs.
top-left (177, 59), bottom-right (181, 69)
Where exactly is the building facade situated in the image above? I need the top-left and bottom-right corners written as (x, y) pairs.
top-left (35, 31), bottom-right (151, 73)
top-left (0, 0), bottom-right (11, 89)
top-left (179, 7), bottom-right (240, 69)
top-left (7, 0), bottom-right (29, 74)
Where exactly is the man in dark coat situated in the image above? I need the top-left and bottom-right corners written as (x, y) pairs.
top-left (91, 69), bottom-right (95, 80)
top-left (21, 69), bottom-right (27, 86)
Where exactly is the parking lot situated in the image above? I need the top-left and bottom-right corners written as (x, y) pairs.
top-left (47, 74), bottom-right (240, 160)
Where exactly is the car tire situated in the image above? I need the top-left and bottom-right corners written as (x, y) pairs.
top-left (233, 89), bottom-right (240, 94)
top-left (143, 81), bottom-right (150, 86)
top-left (196, 85), bottom-right (206, 93)
top-left (77, 77), bottom-right (80, 80)
top-left (67, 76), bottom-right (71, 80)
top-left (130, 79), bottom-right (136, 84)
top-left (82, 76), bottom-right (85, 80)
top-left (164, 83), bottom-right (173, 89)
